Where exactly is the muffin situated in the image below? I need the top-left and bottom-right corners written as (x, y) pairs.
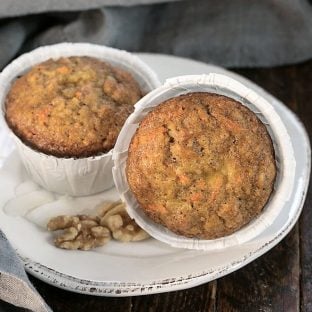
top-left (126, 92), bottom-right (276, 239)
top-left (0, 43), bottom-right (160, 195)
top-left (5, 56), bottom-right (142, 158)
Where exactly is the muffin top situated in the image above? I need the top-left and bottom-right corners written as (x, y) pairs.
top-left (126, 92), bottom-right (276, 239)
top-left (5, 56), bottom-right (142, 157)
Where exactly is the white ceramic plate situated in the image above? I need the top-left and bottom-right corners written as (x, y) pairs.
top-left (0, 54), bottom-right (310, 296)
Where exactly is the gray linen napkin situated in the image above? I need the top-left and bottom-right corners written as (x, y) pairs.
top-left (0, 0), bottom-right (311, 69)
top-left (0, 231), bottom-right (51, 312)
top-left (0, 17), bottom-right (42, 70)
top-left (0, 0), bottom-right (182, 18)
top-left (32, 0), bottom-right (312, 67)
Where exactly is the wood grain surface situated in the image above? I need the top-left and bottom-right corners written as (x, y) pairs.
top-left (28, 60), bottom-right (311, 312)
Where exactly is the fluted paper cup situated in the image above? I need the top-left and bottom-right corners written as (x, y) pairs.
top-left (112, 74), bottom-right (296, 250)
top-left (0, 43), bottom-right (161, 196)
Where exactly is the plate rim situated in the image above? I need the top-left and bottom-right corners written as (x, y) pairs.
top-left (21, 195), bottom-right (307, 296)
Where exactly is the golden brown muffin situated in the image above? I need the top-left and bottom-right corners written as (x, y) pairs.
top-left (5, 56), bottom-right (142, 157)
top-left (126, 92), bottom-right (276, 239)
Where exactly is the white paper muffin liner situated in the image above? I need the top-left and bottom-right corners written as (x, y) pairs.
top-left (0, 43), bottom-right (161, 196)
top-left (112, 74), bottom-right (296, 250)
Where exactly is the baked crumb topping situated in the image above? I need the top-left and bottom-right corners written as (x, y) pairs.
top-left (126, 92), bottom-right (276, 239)
top-left (5, 56), bottom-right (142, 157)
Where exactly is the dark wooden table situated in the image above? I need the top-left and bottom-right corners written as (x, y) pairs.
top-left (23, 60), bottom-right (312, 311)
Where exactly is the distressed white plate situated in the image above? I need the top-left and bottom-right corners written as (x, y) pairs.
top-left (0, 54), bottom-right (310, 296)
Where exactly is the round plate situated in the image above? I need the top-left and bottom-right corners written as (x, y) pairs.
top-left (0, 53), bottom-right (310, 296)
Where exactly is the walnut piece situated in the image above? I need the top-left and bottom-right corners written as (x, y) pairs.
top-left (47, 215), bottom-right (80, 231)
top-left (47, 200), bottom-right (149, 251)
top-left (96, 201), bottom-right (122, 217)
top-left (47, 214), bottom-right (110, 250)
top-left (100, 203), bottom-right (150, 242)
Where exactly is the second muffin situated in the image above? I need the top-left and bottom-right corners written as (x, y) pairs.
top-left (126, 92), bottom-right (276, 239)
top-left (5, 56), bottom-right (142, 158)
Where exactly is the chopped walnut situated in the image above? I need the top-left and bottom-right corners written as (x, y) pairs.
top-left (47, 214), bottom-right (110, 250)
top-left (91, 226), bottom-right (110, 238)
top-left (47, 200), bottom-right (149, 251)
top-left (55, 227), bottom-right (79, 243)
top-left (100, 203), bottom-right (150, 242)
top-left (96, 201), bottom-right (122, 217)
top-left (47, 215), bottom-right (80, 231)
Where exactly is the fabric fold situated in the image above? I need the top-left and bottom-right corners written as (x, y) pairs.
top-left (0, 231), bottom-right (51, 312)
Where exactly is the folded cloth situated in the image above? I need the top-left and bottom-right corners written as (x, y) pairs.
top-left (0, 0), bottom-right (182, 18)
top-left (0, 0), bottom-right (311, 69)
top-left (30, 0), bottom-right (312, 68)
top-left (0, 231), bottom-right (51, 312)
top-left (0, 17), bottom-right (41, 69)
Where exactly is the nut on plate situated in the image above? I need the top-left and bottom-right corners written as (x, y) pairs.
top-left (47, 215), bottom-right (110, 251)
top-left (47, 201), bottom-right (149, 250)
top-left (100, 202), bottom-right (150, 242)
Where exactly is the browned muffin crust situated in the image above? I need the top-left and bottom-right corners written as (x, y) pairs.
top-left (5, 56), bottom-right (142, 157)
top-left (126, 92), bottom-right (276, 239)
